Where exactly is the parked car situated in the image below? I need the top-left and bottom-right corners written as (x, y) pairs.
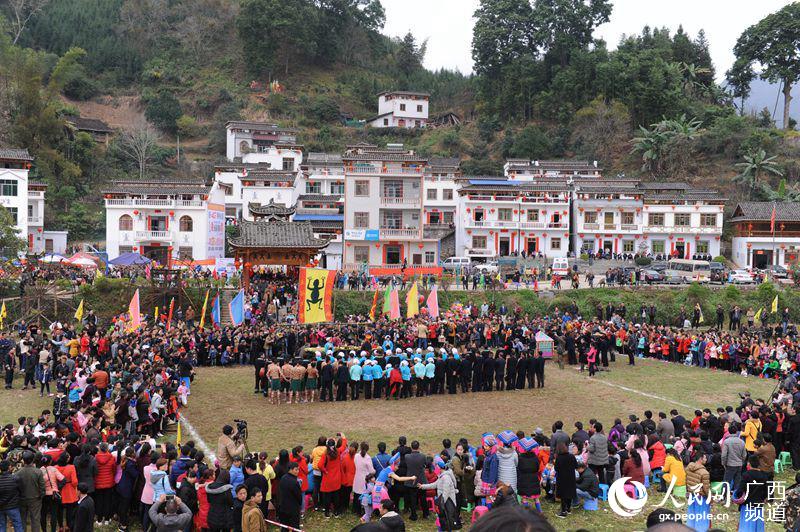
top-left (642, 269), bottom-right (663, 284)
top-left (762, 264), bottom-right (788, 279)
top-left (650, 261), bottom-right (668, 272)
top-left (441, 256), bottom-right (471, 271)
top-left (729, 269), bottom-right (755, 284)
top-left (474, 261), bottom-right (499, 274)
top-left (709, 261), bottom-right (725, 272)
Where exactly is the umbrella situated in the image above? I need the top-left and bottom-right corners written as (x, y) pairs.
top-left (68, 257), bottom-right (98, 268)
top-left (109, 252), bottom-right (151, 266)
top-left (40, 254), bottom-right (66, 263)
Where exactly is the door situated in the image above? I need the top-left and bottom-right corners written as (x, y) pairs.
top-left (674, 242), bottom-right (685, 258)
top-left (412, 253), bottom-right (422, 265)
top-left (385, 245), bottom-right (402, 265)
top-left (143, 245), bottom-right (168, 264)
top-left (604, 212), bottom-right (614, 228)
top-left (499, 237), bottom-right (510, 256)
top-left (753, 250), bottom-right (771, 269)
top-left (603, 240), bottom-right (613, 253)
top-left (527, 237), bottom-right (538, 253)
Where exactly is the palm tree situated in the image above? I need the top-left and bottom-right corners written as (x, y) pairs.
top-left (735, 149), bottom-right (783, 200)
top-left (631, 125), bottom-right (668, 174)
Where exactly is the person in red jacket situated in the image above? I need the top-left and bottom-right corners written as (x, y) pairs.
top-left (318, 439), bottom-right (343, 518)
top-left (94, 442), bottom-right (117, 525)
top-left (647, 434), bottom-right (667, 474)
top-left (289, 446), bottom-right (309, 516)
top-left (194, 469), bottom-right (215, 531)
top-left (388, 365), bottom-right (402, 400)
top-left (339, 442), bottom-right (358, 516)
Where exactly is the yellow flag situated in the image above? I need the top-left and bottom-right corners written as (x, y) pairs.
top-left (0, 301), bottom-right (6, 327)
top-left (74, 299), bottom-right (84, 322)
top-left (772, 295), bottom-right (779, 314)
top-left (755, 308), bottom-right (763, 322)
top-left (176, 419), bottom-right (182, 445)
top-left (199, 289), bottom-right (210, 329)
top-left (154, 306), bottom-right (159, 323)
top-left (298, 268), bottom-right (335, 323)
top-left (406, 281), bottom-right (419, 318)
top-left (698, 308), bottom-right (704, 324)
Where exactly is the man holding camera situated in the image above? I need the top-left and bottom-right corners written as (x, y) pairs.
top-left (216, 425), bottom-right (246, 470)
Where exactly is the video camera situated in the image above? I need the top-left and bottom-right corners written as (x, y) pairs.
top-left (233, 419), bottom-right (248, 441)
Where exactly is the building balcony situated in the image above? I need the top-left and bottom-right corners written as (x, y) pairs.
top-left (620, 224), bottom-right (639, 231)
top-left (347, 165), bottom-right (424, 175)
top-left (135, 230), bottom-right (171, 241)
top-left (519, 221), bottom-right (546, 229)
top-left (106, 198), bottom-right (205, 208)
top-left (643, 225), bottom-right (721, 234)
top-left (603, 223), bottom-right (618, 231)
top-left (379, 228), bottom-right (420, 239)
top-left (176, 199), bottom-right (203, 207)
top-left (27, 216), bottom-right (42, 225)
top-left (28, 190), bottom-right (44, 198)
top-left (380, 196), bottom-right (420, 206)
top-left (583, 223), bottom-right (600, 231)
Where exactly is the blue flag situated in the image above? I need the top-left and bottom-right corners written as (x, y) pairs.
top-left (229, 289), bottom-right (245, 326)
top-left (211, 293), bottom-right (221, 326)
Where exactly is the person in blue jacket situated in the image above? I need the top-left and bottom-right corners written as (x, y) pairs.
top-left (349, 357), bottom-right (362, 400)
top-left (399, 360), bottom-right (412, 399)
top-left (413, 358), bottom-right (426, 397)
top-left (424, 358), bottom-right (436, 397)
top-left (361, 360), bottom-right (373, 399)
top-left (371, 360), bottom-right (384, 399)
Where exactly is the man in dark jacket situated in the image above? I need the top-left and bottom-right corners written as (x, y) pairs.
top-left (73, 482), bottom-right (95, 532)
top-left (16, 451), bottom-right (44, 532)
top-left (0, 459), bottom-right (23, 532)
top-left (277, 463), bottom-right (302, 530)
top-left (403, 442), bottom-right (428, 520)
top-left (379, 500), bottom-right (406, 532)
top-left (574, 462), bottom-right (600, 503)
top-left (170, 446), bottom-right (194, 486)
top-left (176, 470), bottom-right (198, 517)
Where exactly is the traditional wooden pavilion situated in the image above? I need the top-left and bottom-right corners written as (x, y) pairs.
top-left (228, 220), bottom-right (330, 289)
top-left (248, 199), bottom-right (295, 222)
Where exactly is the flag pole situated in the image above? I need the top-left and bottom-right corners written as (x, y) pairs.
top-left (773, 201), bottom-right (777, 267)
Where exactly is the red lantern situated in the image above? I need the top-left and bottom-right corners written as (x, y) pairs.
top-left (489, 230), bottom-right (494, 235)
top-left (133, 210), bottom-right (139, 215)
top-left (167, 246), bottom-right (174, 250)
top-left (564, 233), bottom-right (569, 238)
top-left (244, 262), bottom-right (252, 268)
top-left (513, 210), bottom-right (518, 214)
top-left (417, 244), bottom-right (424, 249)
top-left (746, 243), bottom-right (752, 249)
top-left (466, 230), bottom-right (472, 235)
top-left (578, 207), bottom-right (584, 212)
top-left (634, 235), bottom-right (640, 239)
top-left (668, 235), bottom-right (674, 240)
top-left (132, 246), bottom-right (138, 251)
top-left (234, 259), bottom-right (240, 267)
top-left (169, 211), bottom-right (175, 217)
top-left (489, 209), bottom-right (495, 213)
top-left (466, 208), bottom-right (471, 213)
top-left (346, 242), bottom-right (352, 247)
top-left (37, 228), bottom-right (42, 233)
top-left (578, 234), bottom-right (584, 238)
top-left (375, 243), bottom-right (380, 248)
top-left (694, 235), bottom-right (700, 240)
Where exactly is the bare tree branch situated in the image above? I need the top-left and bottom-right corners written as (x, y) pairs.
top-left (7, 0), bottom-right (49, 44)
top-left (117, 123), bottom-right (160, 179)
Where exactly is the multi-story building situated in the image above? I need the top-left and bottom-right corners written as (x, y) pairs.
top-left (572, 179), bottom-right (644, 255)
top-left (504, 159), bottom-right (602, 179)
top-left (225, 121), bottom-right (299, 161)
top-left (0, 148), bottom-right (68, 254)
top-left (457, 178), bottom-right (572, 258)
top-left (104, 176), bottom-right (226, 263)
top-left (641, 183), bottom-right (724, 259)
top-left (730, 202), bottom-right (800, 269)
top-left (367, 91), bottom-right (430, 129)
top-left (342, 143), bottom-right (439, 269)
top-left (424, 157), bottom-right (461, 228)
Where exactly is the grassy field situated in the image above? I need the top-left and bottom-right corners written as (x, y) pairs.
top-left (0, 359), bottom-right (789, 531)
top-left (181, 358), bottom-right (787, 531)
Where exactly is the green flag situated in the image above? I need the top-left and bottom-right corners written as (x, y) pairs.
top-left (382, 285), bottom-right (391, 313)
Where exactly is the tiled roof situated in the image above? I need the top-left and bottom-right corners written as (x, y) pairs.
top-left (304, 153), bottom-right (343, 164)
top-left (308, 220), bottom-right (344, 230)
top-left (343, 152), bottom-right (427, 162)
top-left (245, 170), bottom-right (297, 182)
top-left (730, 202), bottom-right (800, 222)
top-left (293, 213), bottom-right (343, 222)
top-left (67, 117), bottom-right (112, 133)
top-left (248, 200), bottom-right (295, 216)
top-left (644, 191), bottom-right (725, 202)
top-left (103, 177), bottom-right (211, 195)
top-left (429, 157), bottom-right (461, 168)
top-left (228, 221), bottom-right (330, 249)
top-left (377, 90), bottom-right (430, 97)
top-left (225, 121), bottom-right (298, 132)
top-left (0, 148), bottom-right (33, 161)
top-left (297, 194), bottom-right (343, 202)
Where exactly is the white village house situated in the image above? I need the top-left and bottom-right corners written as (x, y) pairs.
top-left (367, 91), bottom-right (429, 129)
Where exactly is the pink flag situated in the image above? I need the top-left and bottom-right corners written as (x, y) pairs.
top-left (426, 286), bottom-right (439, 318)
top-left (389, 288), bottom-right (401, 320)
top-left (127, 289), bottom-right (142, 331)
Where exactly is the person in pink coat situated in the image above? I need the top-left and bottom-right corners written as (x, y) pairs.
top-left (352, 442), bottom-right (376, 515)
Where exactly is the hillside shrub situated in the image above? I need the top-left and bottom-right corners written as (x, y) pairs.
top-left (634, 256), bottom-right (652, 266)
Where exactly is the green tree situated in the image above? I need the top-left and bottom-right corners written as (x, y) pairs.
top-left (735, 148), bottom-right (783, 200)
top-left (0, 206), bottom-right (26, 256)
top-left (145, 91), bottom-right (182, 133)
top-left (395, 32), bottom-right (426, 77)
top-left (531, 0), bottom-right (612, 70)
top-left (733, 3), bottom-right (800, 129)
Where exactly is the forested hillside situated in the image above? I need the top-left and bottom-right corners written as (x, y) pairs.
top-left (1, 0), bottom-right (799, 242)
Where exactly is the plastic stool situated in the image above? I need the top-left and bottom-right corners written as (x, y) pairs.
top-left (583, 498), bottom-right (599, 511)
top-left (598, 483), bottom-right (609, 501)
top-left (472, 506), bottom-right (489, 523)
top-left (782, 451), bottom-right (793, 466)
top-left (644, 475), bottom-right (650, 488)
top-left (304, 494), bottom-right (313, 510)
top-left (427, 497), bottom-right (437, 513)
top-left (652, 469), bottom-right (663, 485)
top-left (461, 502), bottom-right (475, 513)
top-left (398, 498), bottom-right (404, 511)
top-left (775, 459), bottom-right (785, 474)
top-left (672, 485), bottom-right (687, 498)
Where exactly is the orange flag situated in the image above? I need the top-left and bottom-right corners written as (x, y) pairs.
top-left (127, 289), bottom-right (142, 331)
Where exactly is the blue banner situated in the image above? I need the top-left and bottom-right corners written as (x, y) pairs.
top-left (211, 293), bottom-right (221, 326)
top-left (229, 289), bottom-right (245, 326)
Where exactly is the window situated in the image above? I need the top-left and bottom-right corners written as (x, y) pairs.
top-left (442, 211), bottom-right (454, 225)
top-left (417, 105), bottom-right (423, 112)
top-left (584, 212), bottom-right (597, 224)
top-left (119, 246), bottom-right (133, 254)
top-left (472, 236), bottom-right (487, 249)
top-left (527, 210), bottom-right (539, 222)
top-left (179, 215), bottom-right (193, 232)
top-left (621, 212), bottom-right (634, 225)
top-left (427, 189), bottom-right (437, 200)
top-left (443, 189), bottom-right (453, 200)
top-left (354, 212), bottom-right (369, 228)
top-left (550, 238), bottom-right (561, 250)
top-left (382, 211), bottom-right (401, 229)
top-left (498, 208), bottom-right (513, 221)
top-left (651, 240), bottom-right (665, 253)
top-left (282, 158), bottom-right (294, 171)
top-left (385, 245), bottom-right (402, 264)
top-left (27, 204), bottom-right (33, 218)
top-left (44, 239), bottom-right (53, 253)
top-left (5, 207), bottom-right (17, 224)
top-left (701, 213), bottom-right (718, 227)
top-left (383, 118), bottom-right (389, 126)
top-left (331, 182), bottom-right (344, 195)
top-left (383, 180), bottom-right (403, 198)
top-left (674, 213), bottom-right (691, 226)
top-left (648, 213), bottom-right (665, 226)
top-left (400, 103), bottom-right (406, 111)
top-left (415, 120), bottom-right (421, 127)
top-left (306, 181), bottom-right (321, 194)
top-left (0, 180), bottom-right (18, 197)
top-left (425, 251), bottom-right (435, 264)
top-left (178, 247), bottom-right (193, 260)
top-left (354, 246), bottom-right (370, 263)
top-left (354, 180), bottom-right (369, 196)
top-left (623, 240), bottom-right (635, 253)
top-left (428, 211), bottom-right (441, 224)
top-left (697, 241), bottom-right (710, 253)
top-left (119, 214), bottom-right (133, 231)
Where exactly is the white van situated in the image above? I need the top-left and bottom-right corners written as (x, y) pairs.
top-left (552, 257), bottom-right (570, 276)
top-left (441, 256), bottom-right (471, 271)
